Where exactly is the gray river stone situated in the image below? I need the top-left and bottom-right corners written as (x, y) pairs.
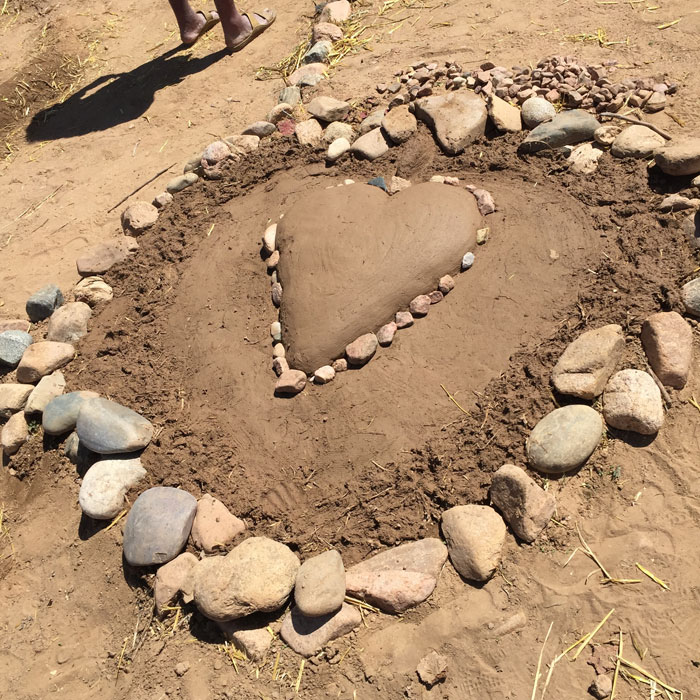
top-left (0, 330), bottom-right (33, 368)
top-left (519, 110), bottom-right (600, 154)
top-left (42, 391), bottom-right (100, 435)
top-left (76, 397), bottom-right (153, 454)
top-left (526, 405), bottom-right (603, 474)
top-left (26, 284), bottom-right (63, 322)
top-left (123, 487), bottom-right (197, 566)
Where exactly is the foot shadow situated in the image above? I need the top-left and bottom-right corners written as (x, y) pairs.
top-left (26, 46), bottom-right (229, 142)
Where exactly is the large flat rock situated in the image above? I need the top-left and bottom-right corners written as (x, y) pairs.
top-left (277, 183), bottom-right (481, 372)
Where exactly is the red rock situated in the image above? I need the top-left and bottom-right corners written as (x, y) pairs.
top-left (641, 311), bottom-right (693, 389)
top-left (191, 494), bottom-right (246, 553)
top-left (277, 119), bottom-right (296, 137)
top-left (428, 290), bottom-right (444, 304)
top-left (344, 570), bottom-right (436, 613)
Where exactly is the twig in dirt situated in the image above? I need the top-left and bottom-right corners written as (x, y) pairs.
top-left (643, 360), bottom-right (672, 408)
top-left (688, 395), bottom-right (700, 415)
top-left (115, 636), bottom-right (128, 680)
top-left (294, 658), bottom-right (305, 694)
top-left (598, 113), bottom-right (672, 140)
top-left (107, 162), bottom-right (177, 212)
top-left (531, 621), bottom-right (553, 700)
top-left (440, 383), bottom-right (469, 415)
top-left (105, 509), bottom-right (127, 531)
top-left (345, 595), bottom-right (381, 613)
top-left (571, 608), bottom-right (615, 660)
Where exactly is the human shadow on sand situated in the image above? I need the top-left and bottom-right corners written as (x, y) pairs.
top-left (26, 46), bottom-right (229, 142)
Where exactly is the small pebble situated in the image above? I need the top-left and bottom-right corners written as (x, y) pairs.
top-left (438, 275), bottom-right (455, 294)
top-left (395, 311), bottom-right (414, 328)
top-left (461, 252), bottom-right (475, 270)
top-left (428, 290), bottom-right (444, 304)
top-left (314, 365), bottom-right (336, 384)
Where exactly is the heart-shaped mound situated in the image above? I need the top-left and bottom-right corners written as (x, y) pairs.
top-left (277, 182), bottom-right (482, 373)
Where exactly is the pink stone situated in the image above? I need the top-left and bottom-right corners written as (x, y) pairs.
top-left (1, 411), bottom-right (28, 456)
top-left (332, 358), bottom-right (348, 372)
top-left (377, 322), bottom-right (397, 346)
top-left (191, 494), bottom-right (246, 553)
top-left (16, 342), bottom-right (75, 383)
top-left (409, 295), bottom-right (431, 316)
top-left (344, 570), bottom-right (437, 613)
top-left (641, 311), bottom-right (693, 389)
top-left (312, 21), bottom-right (343, 43)
top-left (428, 290), bottom-right (444, 304)
top-left (0, 319), bottom-right (31, 333)
top-left (395, 311), bottom-right (414, 328)
top-left (319, 0), bottom-right (351, 24)
top-left (46, 302), bottom-right (91, 343)
top-left (76, 237), bottom-right (138, 276)
top-left (280, 603), bottom-right (361, 657)
top-left (121, 201), bottom-right (158, 234)
top-left (201, 140), bottom-right (231, 165)
top-left (345, 333), bottom-right (378, 366)
top-left (154, 552), bottom-right (198, 614)
top-left (288, 63), bottom-right (327, 86)
top-left (438, 275), bottom-right (455, 294)
top-left (277, 119), bottom-right (296, 137)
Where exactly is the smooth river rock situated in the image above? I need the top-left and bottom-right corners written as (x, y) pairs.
top-left (611, 125), bottom-right (665, 159)
top-left (655, 138), bottom-right (700, 176)
top-left (519, 110), bottom-right (599, 154)
top-left (193, 537), bottom-right (300, 621)
top-left (24, 371), bottom-right (66, 414)
top-left (280, 603), bottom-right (361, 657)
top-left (123, 487), bottom-right (197, 566)
top-left (603, 369), bottom-right (664, 435)
top-left (76, 397), bottom-right (154, 454)
top-left (46, 302), bottom-right (92, 343)
top-left (79, 458), bottom-right (147, 519)
top-left (16, 342), bottom-right (75, 383)
top-left (527, 405), bottom-right (603, 474)
top-left (294, 549), bottom-right (345, 617)
top-left (42, 390), bottom-right (100, 435)
top-left (345, 333), bottom-right (378, 366)
top-left (1, 411), bottom-right (29, 456)
top-left (441, 505), bottom-right (506, 582)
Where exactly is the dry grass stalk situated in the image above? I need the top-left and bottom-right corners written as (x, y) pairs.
top-left (531, 621), bottom-right (553, 700)
top-left (618, 656), bottom-right (683, 697)
top-left (294, 658), bottom-right (305, 694)
top-left (611, 631), bottom-right (622, 699)
top-left (345, 595), bottom-right (381, 614)
top-left (573, 524), bottom-right (642, 585)
top-left (440, 383), bottom-right (470, 415)
top-left (635, 562), bottom-right (669, 590)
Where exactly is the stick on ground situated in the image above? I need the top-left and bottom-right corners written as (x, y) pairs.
top-left (107, 162), bottom-right (177, 212)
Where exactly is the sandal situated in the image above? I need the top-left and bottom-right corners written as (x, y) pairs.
top-left (227, 8), bottom-right (277, 52)
top-left (183, 10), bottom-right (220, 46)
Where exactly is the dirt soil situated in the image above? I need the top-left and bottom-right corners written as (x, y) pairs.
top-left (2, 1), bottom-right (700, 699)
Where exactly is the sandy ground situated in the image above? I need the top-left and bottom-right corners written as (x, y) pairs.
top-left (2, 0), bottom-right (700, 698)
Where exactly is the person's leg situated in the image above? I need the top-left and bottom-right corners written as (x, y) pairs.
top-left (168, 0), bottom-right (217, 44)
top-left (212, 0), bottom-right (273, 48)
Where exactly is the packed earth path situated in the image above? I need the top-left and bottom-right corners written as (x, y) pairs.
top-left (3, 1), bottom-right (700, 699)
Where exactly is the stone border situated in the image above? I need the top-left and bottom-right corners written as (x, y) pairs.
top-left (1, 34), bottom-right (699, 685)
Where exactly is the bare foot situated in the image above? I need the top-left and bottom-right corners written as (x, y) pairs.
top-left (181, 10), bottom-right (219, 45)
